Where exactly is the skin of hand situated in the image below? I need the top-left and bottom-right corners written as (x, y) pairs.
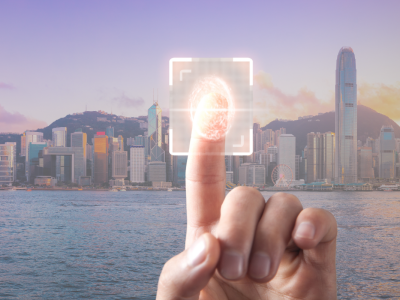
top-left (157, 97), bottom-right (337, 300)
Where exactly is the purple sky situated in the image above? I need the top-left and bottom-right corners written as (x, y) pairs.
top-left (1, 0), bottom-right (400, 133)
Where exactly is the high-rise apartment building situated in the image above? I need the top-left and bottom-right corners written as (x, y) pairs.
top-left (278, 134), bottom-right (296, 178)
top-left (130, 146), bottom-right (145, 183)
top-left (25, 132), bottom-right (44, 181)
top-left (20, 133), bottom-right (26, 156)
top-left (93, 132), bottom-right (109, 184)
top-left (239, 163), bottom-right (265, 186)
top-left (0, 142), bottom-right (17, 186)
top-left (173, 156), bottom-right (188, 187)
top-left (148, 103), bottom-right (164, 162)
top-left (379, 126), bottom-right (396, 179)
top-left (71, 131), bottom-right (87, 176)
top-left (335, 46), bottom-right (357, 184)
top-left (112, 151), bottom-right (127, 179)
top-left (28, 142), bottom-right (48, 183)
top-left (52, 127), bottom-right (67, 147)
top-left (148, 161), bottom-right (166, 182)
top-left (358, 146), bottom-right (374, 180)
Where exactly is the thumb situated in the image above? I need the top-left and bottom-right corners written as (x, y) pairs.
top-left (156, 233), bottom-right (220, 300)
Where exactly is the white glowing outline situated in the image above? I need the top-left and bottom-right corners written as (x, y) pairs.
top-left (169, 58), bottom-right (253, 155)
top-left (169, 128), bottom-right (253, 156)
top-left (169, 58), bottom-right (192, 86)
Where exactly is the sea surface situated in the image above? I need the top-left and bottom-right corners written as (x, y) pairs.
top-left (0, 190), bottom-right (399, 299)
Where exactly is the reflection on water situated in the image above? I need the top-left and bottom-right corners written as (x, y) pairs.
top-left (0, 191), bottom-right (399, 299)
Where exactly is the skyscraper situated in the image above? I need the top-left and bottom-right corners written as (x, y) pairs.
top-left (130, 146), bottom-right (145, 183)
top-left (93, 132), bottom-right (109, 184)
top-left (0, 142), bottom-right (17, 186)
top-left (112, 151), bottom-right (128, 179)
top-left (379, 126), bottom-right (395, 179)
top-left (71, 131), bottom-right (87, 176)
top-left (335, 47), bottom-right (357, 184)
top-left (148, 103), bottom-right (164, 162)
top-left (278, 134), bottom-right (296, 178)
top-left (52, 127), bottom-right (67, 147)
top-left (25, 132), bottom-right (44, 181)
top-left (106, 126), bottom-right (114, 138)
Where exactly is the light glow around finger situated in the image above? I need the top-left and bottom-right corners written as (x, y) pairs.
top-left (189, 76), bottom-right (234, 141)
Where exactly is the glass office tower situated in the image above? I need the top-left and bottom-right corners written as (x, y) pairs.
top-left (148, 103), bottom-right (164, 162)
top-left (335, 47), bottom-right (357, 184)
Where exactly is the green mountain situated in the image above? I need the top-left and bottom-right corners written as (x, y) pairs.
top-left (262, 105), bottom-right (400, 155)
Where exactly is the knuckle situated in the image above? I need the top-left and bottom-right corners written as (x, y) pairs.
top-left (224, 186), bottom-right (265, 209)
top-left (268, 192), bottom-right (302, 209)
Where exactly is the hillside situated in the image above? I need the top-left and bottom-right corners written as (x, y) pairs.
top-left (262, 105), bottom-right (400, 155)
top-left (2, 105), bottom-right (399, 158)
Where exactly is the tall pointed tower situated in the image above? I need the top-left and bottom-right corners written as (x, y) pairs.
top-left (335, 47), bottom-right (357, 184)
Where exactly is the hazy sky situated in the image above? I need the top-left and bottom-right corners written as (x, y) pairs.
top-left (1, 0), bottom-right (400, 133)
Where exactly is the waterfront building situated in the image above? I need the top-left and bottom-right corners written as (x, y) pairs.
top-left (0, 142), bottom-right (17, 186)
top-left (307, 132), bottom-right (335, 183)
top-left (238, 163), bottom-right (265, 186)
top-left (379, 126), bottom-right (396, 179)
top-left (173, 156), bottom-right (187, 187)
top-left (20, 132), bottom-right (26, 156)
top-left (28, 142), bottom-right (48, 183)
top-left (148, 161), bottom-right (166, 182)
top-left (106, 126), bottom-right (114, 138)
top-left (225, 155), bottom-right (233, 172)
top-left (278, 134), bottom-right (296, 177)
top-left (162, 134), bottom-right (173, 182)
top-left (34, 176), bottom-right (57, 186)
top-left (295, 155), bottom-right (300, 180)
top-left (130, 146), bottom-right (145, 183)
top-left (148, 103), bottom-right (165, 162)
top-left (79, 176), bottom-right (91, 186)
top-left (25, 132), bottom-right (43, 181)
top-left (112, 151), bottom-right (128, 179)
top-left (232, 156), bottom-right (242, 184)
top-left (226, 171), bottom-right (234, 184)
top-left (71, 131), bottom-right (87, 176)
top-left (42, 147), bottom-right (85, 184)
top-left (335, 46), bottom-right (357, 184)
top-left (358, 146), bottom-right (374, 180)
top-left (86, 144), bottom-right (93, 176)
top-left (93, 132), bottom-right (109, 184)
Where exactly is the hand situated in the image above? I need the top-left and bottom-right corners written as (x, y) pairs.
top-left (157, 102), bottom-right (337, 299)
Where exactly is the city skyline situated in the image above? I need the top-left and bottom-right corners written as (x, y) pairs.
top-left (1, 0), bottom-right (400, 133)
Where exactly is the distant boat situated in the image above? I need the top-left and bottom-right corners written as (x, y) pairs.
top-left (78, 188), bottom-right (83, 191)
top-left (120, 188), bottom-right (126, 192)
top-left (167, 188), bottom-right (173, 192)
top-left (110, 188), bottom-right (118, 192)
top-left (379, 184), bottom-right (398, 191)
top-left (26, 189), bottom-right (32, 192)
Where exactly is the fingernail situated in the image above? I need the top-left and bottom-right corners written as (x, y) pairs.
top-left (187, 236), bottom-right (207, 267)
top-left (295, 222), bottom-right (316, 239)
top-left (219, 250), bottom-right (244, 280)
top-left (248, 252), bottom-right (271, 279)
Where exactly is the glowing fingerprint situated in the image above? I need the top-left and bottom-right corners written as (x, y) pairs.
top-left (189, 76), bottom-right (234, 140)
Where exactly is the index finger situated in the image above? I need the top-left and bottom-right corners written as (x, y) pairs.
top-left (186, 93), bottom-right (228, 240)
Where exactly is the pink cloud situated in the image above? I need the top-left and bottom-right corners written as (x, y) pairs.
top-left (0, 82), bottom-right (15, 90)
top-left (253, 71), bottom-right (333, 126)
top-left (0, 105), bottom-right (47, 134)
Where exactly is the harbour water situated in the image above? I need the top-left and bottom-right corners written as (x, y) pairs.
top-left (0, 190), bottom-right (399, 299)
